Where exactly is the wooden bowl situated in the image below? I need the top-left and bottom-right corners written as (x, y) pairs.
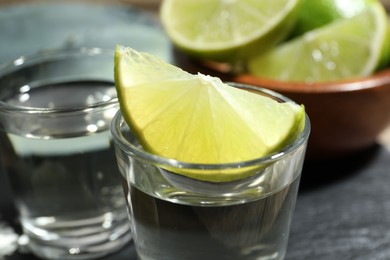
top-left (235, 71), bottom-right (390, 159)
top-left (174, 50), bottom-right (390, 160)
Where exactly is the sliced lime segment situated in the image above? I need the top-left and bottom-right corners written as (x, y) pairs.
top-left (115, 45), bottom-right (305, 182)
top-left (160, 0), bottom-right (301, 62)
top-left (248, 2), bottom-right (390, 83)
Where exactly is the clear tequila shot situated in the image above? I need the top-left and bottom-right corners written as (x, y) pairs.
top-left (111, 82), bottom-right (310, 260)
top-left (0, 49), bottom-right (131, 259)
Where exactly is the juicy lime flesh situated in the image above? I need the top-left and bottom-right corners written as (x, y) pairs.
top-left (120, 78), bottom-right (303, 164)
top-left (115, 46), bottom-right (305, 182)
top-left (248, 2), bottom-right (390, 82)
top-left (160, 0), bottom-right (301, 61)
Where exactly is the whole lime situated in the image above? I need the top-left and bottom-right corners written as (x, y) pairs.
top-left (291, 0), bottom-right (376, 37)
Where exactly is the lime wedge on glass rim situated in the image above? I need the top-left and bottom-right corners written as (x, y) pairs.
top-left (248, 1), bottom-right (390, 83)
top-left (160, 0), bottom-right (301, 62)
top-left (114, 45), bottom-right (305, 182)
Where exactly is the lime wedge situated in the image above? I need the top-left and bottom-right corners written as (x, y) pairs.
top-left (248, 1), bottom-right (390, 83)
top-left (160, 0), bottom-right (301, 62)
top-left (114, 45), bottom-right (305, 182)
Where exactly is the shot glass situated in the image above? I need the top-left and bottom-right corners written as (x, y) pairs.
top-left (110, 83), bottom-right (310, 260)
top-left (0, 48), bottom-right (131, 259)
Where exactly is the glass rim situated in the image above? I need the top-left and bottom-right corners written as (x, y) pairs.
top-left (110, 83), bottom-right (311, 170)
top-left (0, 47), bottom-right (117, 115)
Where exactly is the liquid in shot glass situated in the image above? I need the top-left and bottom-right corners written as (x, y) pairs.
top-left (0, 48), bottom-right (131, 259)
top-left (111, 79), bottom-right (310, 260)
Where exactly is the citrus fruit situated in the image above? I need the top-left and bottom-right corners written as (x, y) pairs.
top-left (248, 1), bottom-right (390, 83)
top-left (291, 0), bottom-right (375, 37)
top-left (160, 0), bottom-right (301, 62)
top-left (114, 45), bottom-right (305, 182)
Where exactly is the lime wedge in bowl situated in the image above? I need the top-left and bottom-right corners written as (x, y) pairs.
top-left (114, 45), bottom-right (305, 182)
top-left (160, 0), bottom-right (301, 62)
top-left (248, 1), bottom-right (390, 83)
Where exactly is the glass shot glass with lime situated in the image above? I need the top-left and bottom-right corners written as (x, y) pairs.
top-left (0, 48), bottom-right (131, 259)
top-left (110, 46), bottom-right (310, 260)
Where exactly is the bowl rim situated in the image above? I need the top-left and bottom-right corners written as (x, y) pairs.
top-left (234, 67), bottom-right (390, 94)
top-left (173, 48), bottom-right (390, 94)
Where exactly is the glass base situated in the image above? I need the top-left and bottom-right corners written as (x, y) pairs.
top-left (22, 220), bottom-right (132, 260)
